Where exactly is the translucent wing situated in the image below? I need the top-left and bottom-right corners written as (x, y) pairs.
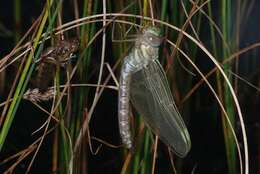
top-left (130, 59), bottom-right (191, 157)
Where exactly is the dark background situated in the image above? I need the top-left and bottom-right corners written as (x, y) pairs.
top-left (0, 1), bottom-right (260, 174)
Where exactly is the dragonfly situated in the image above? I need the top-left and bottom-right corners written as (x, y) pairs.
top-left (118, 26), bottom-right (191, 157)
top-left (34, 38), bottom-right (79, 92)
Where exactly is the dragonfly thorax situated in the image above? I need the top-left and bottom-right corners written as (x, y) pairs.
top-left (139, 43), bottom-right (159, 61)
top-left (126, 27), bottom-right (162, 72)
top-left (122, 45), bottom-right (158, 73)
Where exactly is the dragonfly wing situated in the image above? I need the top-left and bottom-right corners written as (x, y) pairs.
top-left (130, 60), bottom-right (191, 157)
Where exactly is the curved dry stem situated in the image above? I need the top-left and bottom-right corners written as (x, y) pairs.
top-left (3, 147), bottom-right (34, 174)
top-left (0, 15), bottom-right (41, 69)
top-left (167, 39), bottom-right (244, 174)
top-left (25, 116), bottom-right (52, 173)
top-left (1, 126), bottom-right (57, 173)
top-left (170, 0), bottom-right (210, 61)
top-left (189, 0), bottom-right (231, 53)
top-left (183, 42), bottom-right (260, 102)
top-left (25, 86), bottom-right (58, 173)
top-left (84, 0), bottom-right (107, 155)
top-left (180, 0), bottom-right (202, 41)
top-left (148, 0), bottom-right (155, 25)
top-left (0, 83), bottom-right (117, 109)
top-left (168, 147), bottom-right (177, 174)
top-left (151, 135), bottom-right (158, 174)
top-left (64, 13), bottom-right (248, 174)
top-left (120, 152), bottom-right (132, 174)
top-left (1, 12), bottom-right (249, 174)
top-left (91, 137), bottom-right (122, 148)
top-left (83, 108), bottom-right (102, 155)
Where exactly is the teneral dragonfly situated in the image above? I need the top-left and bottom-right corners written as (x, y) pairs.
top-left (35, 38), bottom-right (79, 92)
top-left (118, 26), bottom-right (191, 157)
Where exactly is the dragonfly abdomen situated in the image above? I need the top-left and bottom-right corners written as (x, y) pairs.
top-left (118, 58), bottom-right (135, 149)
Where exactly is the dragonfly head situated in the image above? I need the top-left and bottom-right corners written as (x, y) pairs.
top-left (142, 26), bottom-right (163, 47)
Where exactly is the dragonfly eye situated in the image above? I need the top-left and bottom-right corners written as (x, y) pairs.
top-left (144, 33), bottom-right (162, 47)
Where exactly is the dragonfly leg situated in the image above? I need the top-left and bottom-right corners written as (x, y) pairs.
top-left (60, 53), bottom-right (77, 67)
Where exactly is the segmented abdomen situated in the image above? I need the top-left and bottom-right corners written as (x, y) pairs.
top-left (118, 58), bottom-right (134, 149)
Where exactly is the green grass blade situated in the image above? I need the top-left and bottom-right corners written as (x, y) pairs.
top-left (0, 0), bottom-right (54, 151)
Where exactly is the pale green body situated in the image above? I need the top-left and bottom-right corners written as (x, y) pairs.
top-left (118, 27), bottom-right (191, 157)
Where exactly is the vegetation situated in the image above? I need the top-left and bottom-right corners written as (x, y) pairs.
top-left (0, 0), bottom-right (259, 173)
